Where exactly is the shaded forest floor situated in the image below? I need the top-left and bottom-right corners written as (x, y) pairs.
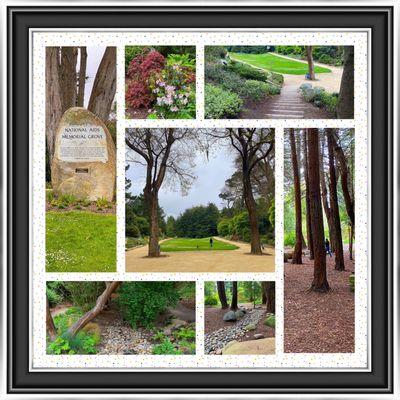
top-left (284, 250), bottom-right (355, 353)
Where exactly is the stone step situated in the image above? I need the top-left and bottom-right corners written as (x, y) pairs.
top-left (264, 113), bottom-right (304, 118)
top-left (267, 109), bottom-right (305, 116)
top-left (269, 104), bottom-right (307, 109)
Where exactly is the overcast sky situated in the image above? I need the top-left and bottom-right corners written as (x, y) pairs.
top-left (126, 146), bottom-right (236, 218)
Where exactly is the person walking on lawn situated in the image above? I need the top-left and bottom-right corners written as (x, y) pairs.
top-left (209, 237), bottom-right (214, 248)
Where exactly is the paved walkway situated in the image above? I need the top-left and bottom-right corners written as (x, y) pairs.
top-left (125, 237), bottom-right (275, 273)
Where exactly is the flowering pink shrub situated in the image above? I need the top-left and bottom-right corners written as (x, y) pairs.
top-left (125, 80), bottom-right (154, 109)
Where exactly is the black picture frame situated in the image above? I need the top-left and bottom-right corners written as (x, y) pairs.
top-left (6, 5), bottom-right (394, 395)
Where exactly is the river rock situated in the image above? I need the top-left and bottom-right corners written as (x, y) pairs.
top-left (223, 311), bottom-right (237, 321)
top-left (51, 107), bottom-right (116, 201)
top-left (253, 333), bottom-right (265, 340)
top-left (235, 310), bottom-right (245, 319)
top-left (244, 323), bottom-right (256, 331)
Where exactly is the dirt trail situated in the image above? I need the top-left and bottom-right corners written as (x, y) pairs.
top-left (125, 237), bottom-right (275, 273)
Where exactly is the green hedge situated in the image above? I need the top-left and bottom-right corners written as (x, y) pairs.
top-left (204, 84), bottom-right (242, 119)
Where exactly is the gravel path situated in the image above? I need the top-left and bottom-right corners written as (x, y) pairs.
top-left (205, 309), bottom-right (265, 354)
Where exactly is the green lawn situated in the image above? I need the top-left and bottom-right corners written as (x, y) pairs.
top-left (160, 237), bottom-right (239, 252)
top-left (230, 52), bottom-right (332, 75)
top-left (46, 211), bottom-right (116, 272)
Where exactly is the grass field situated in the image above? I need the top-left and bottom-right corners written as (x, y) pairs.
top-left (160, 237), bottom-right (239, 252)
top-left (46, 211), bottom-right (116, 272)
top-left (230, 52), bottom-right (332, 75)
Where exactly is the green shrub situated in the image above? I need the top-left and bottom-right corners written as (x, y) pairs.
top-left (63, 282), bottom-right (106, 312)
top-left (46, 281), bottom-right (69, 306)
top-left (264, 314), bottom-right (275, 328)
top-left (117, 282), bottom-right (179, 328)
top-left (152, 338), bottom-right (182, 355)
top-left (299, 84), bottom-right (338, 114)
top-left (204, 84), bottom-right (242, 119)
top-left (217, 218), bottom-right (232, 237)
top-left (173, 326), bottom-right (196, 341)
top-left (178, 340), bottom-right (196, 354)
top-left (204, 295), bottom-right (219, 306)
top-left (152, 330), bottom-right (167, 343)
top-left (166, 53), bottom-right (196, 68)
top-left (241, 80), bottom-right (272, 101)
top-left (96, 197), bottom-right (112, 209)
top-left (125, 46), bottom-right (148, 72)
top-left (349, 274), bottom-right (355, 292)
top-left (46, 189), bottom-right (54, 203)
top-left (284, 231), bottom-right (296, 247)
top-left (228, 60), bottom-right (269, 81)
top-left (125, 236), bottom-right (147, 250)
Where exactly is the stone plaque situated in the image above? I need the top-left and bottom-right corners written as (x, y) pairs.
top-left (51, 107), bottom-right (116, 201)
top-left (59, 125), bottom-right (108, 163)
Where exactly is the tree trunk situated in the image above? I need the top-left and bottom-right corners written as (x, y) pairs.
top-left (302, 130), bottom-right (314, 259)
top-left (230, 282), bottom-right (238, 310)
top-left (261, 281), bottom-right (267, 304)
top-left (217, 282), bottom-right (229, 309)
top-left (349, 224), bottom-right (354, 260)
top-left (265, 282), bottom-right (275, 313)
top-left (59, 47), bottom-right (78, 111)
top-left (76, 47), bottom-right (87, 107)
top-left (336, 46), bottom-right (354, 118)
top-left (327, 130), bottom-right (345, 270)
top-left (147, 192), bottom-right (160, 257)
top-left (88, 47), bottom-right (116, 121)
top-left (45, 47), bottom-right (63, 161)
top-left (66, 282), bottom-right (120, 337)
top-left (46, 297), bottom-right (57, 341)
top-left (307, 129), bottom-right (329, 292)
top-left (289, 129), bottom-right (303, 264)
top-left (243, 172), bottom-right (262, 255)
top-left (305, 46), bottom-right (315, 80)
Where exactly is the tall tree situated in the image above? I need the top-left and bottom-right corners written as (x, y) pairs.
top-left (46, 296), bottom-right (57, 341)
top-left (88, 47), bottom-right (117, 121)
top-left (264, 282), bottom-right (275, 313)
top-left (327, 129), bottom-right (345, 270)
top-left (305, 46), bottom-right (315, 80)
top-left (45, 47), bottom-right (63, 161)
top-left (336, 46), bottom-right (354, 118)
top-left (230, 282), bottom-right (238, 310)
top-left (217, 282), bottom-right (229, 309)
top-left (66, 281), bottom-right (120, 337)
top-left (76, 47), bottom-right (87, 107)
top-left (302, 129), bottom-right (314, 259)
top-left (289, 129), bottom-right (303, 264)
top-left (209, 128), bottom-right (274, 255)
top-left (125, 128), bottom-right (195, 257)
top-left (307, 129), bottom-right (329, 292)
top-left (59, 47), bottom-right (78, 111)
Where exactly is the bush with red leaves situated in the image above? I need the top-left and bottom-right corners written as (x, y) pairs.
top-left (127, 50), bottom-right (165, 80)
top-left (125, 80), bottom-right (154, 109)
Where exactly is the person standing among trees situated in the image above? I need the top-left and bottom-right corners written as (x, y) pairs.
top-left (325, 238), bottom-right (332, 257)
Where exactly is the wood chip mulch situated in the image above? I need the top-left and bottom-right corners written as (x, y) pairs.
top-left (284, 251), bottom-right (355, 353)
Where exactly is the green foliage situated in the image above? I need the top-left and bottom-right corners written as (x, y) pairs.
top-left (46, 282), bottom-right (64, 306)
top-left (204, 46), bottom-right (228, 62)
top-left (217, 218), bottom-right (232, 237)
top-left (173, 326), bottom-right (196, 341)
top-left (227, 60), bottom-right (270, 81)
top-left (240, 282), bottom-right (262, 303)
top-left (125, 46), bottom-right (148, 72)
top-left (204, 281), bottom-right (216, 297)
top-left (241, 79), bottom-right (275, 101)
top-left (204, 295), bottom-right (219, 306)
top-left (125, 236), bottom-right (147, 250)
top-left (152, 338), bottom-right (183, 355)
top-left (166, 53), bottom-right (196, 68)
top-left (226, 45), bottom-right (275, 54)
top-left (174, 203), bottom-right (220, 238)
top-left (349, 274), bottom-right (355, 292)
top-left (62, 282), bottom-right (106, 311)
top-left (117, 282), bottom-right (179, 328)
top-left (299, 84), bottom-right (338, 114)
top-left (152, 330), bottom-right (167, 343)
top-left (204, 84), bottom-right (242, 119)
top-left (96, 197), bottom-right (112, 209)
top-left (160, 237), bottom-right (238, 252)
top-left (166, 216), bottom-right (176, 237)
top-left (176, 282), bottom-right (196, 300)
top-left (264, 314), bottom-right (276, 328)
top-left (46, 189), bottom-right (54, 203)
top-left (46, 211), bottom-right (116, 272)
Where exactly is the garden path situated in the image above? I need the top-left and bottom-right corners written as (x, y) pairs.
top-left (125, 237), bottom-right (275, 273)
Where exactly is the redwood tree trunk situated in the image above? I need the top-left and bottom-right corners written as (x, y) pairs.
top-left (306, 46), bottom-right (315, 80)
top-left (45, 47), bottom-right (63, 161)
top-left (289, 129), bottom-right (303, 264)
top-left (327, 130), bottom-right (345, 270)
top-left (66, 282), bottom-right (120, 337)
top-left (59, 47), bottom-right (78, 111)
top-left (261, 281), bottom-right (267, 304)
top-left (230, 282), bottom-right (238, 310)
top-left (243, 173), bottom-right (262, 255)
top-left (46, 297), bottom-right (57, 341)
top-left (307, 129), bottom-right (329, 292)
top-left (88, 47), bottom-right (116, 121)
top-left (77, 47), bottom-right (87, 107)
top-left (302, 130), bottom-right (314, 259)
top-left (217, 281), bottom-right (229, 309)
top-left (336, 46), bottom-right (354, 118)
top-left (265, 282), bottom-right (275, 313)
top-left (147, 192), bottom-right (160, 257)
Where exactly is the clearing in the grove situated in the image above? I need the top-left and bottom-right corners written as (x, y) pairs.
top-left (126, 237), bottom-right (275, 273)
top-left (160, 237), bottom-right (238, 252)
top-left (46, 211), bottom-right (116, 273)
top-left (230, 52), bottom-right (332, 75)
